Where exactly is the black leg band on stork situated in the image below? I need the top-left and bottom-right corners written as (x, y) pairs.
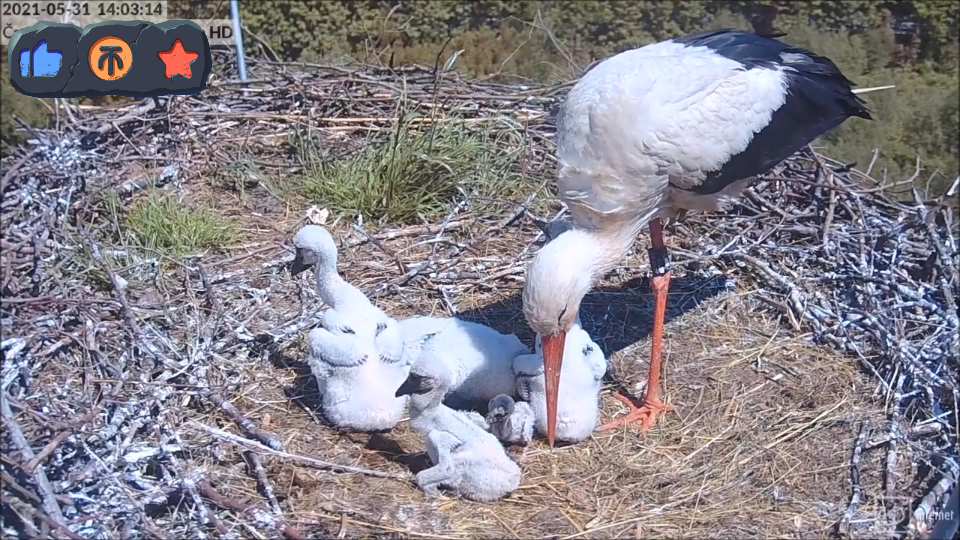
top-left (648, 218), bottom-right (670, 278)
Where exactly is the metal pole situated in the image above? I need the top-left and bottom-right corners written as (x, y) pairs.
top-left (229, 0), bottom-right (247, 81)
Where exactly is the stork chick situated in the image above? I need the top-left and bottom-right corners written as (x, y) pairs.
top-left (514, 317), bottom-right (606, 443)
top-left (290, 224), bottom-right (405, 365)
top-left (486, 394), bottom-right (536, 446)
top-left (396, 361), bottom-right (522, 502)
top-left (397, 316), bottom-right (531, 405)
top-left (290, 224), bottom-right (409, 430)
top-left (306, 326), bottom-right (408, 432)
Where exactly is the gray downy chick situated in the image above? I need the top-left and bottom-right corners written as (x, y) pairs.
top-left (395, 360), bottom-right (522, 502)
top-left (486, 394), bottom-right (535, 446)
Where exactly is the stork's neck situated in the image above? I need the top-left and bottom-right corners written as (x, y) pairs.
top-left (550, 226), bottom-right (639, 283)
top-left (523, 226), bottom-right (640, 337)
top-left (585, 226), bottom-right (639, 279)
top-left (313, 260), bottom-right (352, 309)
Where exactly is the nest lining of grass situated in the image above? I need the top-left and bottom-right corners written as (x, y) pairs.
top-left (1, 54), bottom-right (957, 539)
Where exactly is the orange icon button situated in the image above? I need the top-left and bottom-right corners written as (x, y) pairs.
top-left (89, 36), bottom-right (132, 81)
top-left (158, 39), bottom-right (199, 79)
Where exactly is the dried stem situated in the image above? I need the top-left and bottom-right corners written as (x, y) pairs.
top-left (198, 479), bottom-right (307, 540)
top-left (189, 421), bottom-right (407, 480)
top-left (243, 450), bottom-right (283, 515)
top-left (1, 392), bottom-right (69, 530)
top-left (837, 423), bottom-right (869, 535)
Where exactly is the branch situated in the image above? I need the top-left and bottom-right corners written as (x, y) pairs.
top-left (243, 450), bottom-right (282, 515)
top-left (837, 423), bottom-right (869, 535)
top-left (201, 388), bottom-right (283, 451)
top-left (198, 479), bottom-right (307, 540)
top-left (188, 421), bottom-right (407, 480)
top-left (0, 392), bottom-right (69, 529)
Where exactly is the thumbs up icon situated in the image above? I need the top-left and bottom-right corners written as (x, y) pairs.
top-left (18, 40), bottom-right (63, 77)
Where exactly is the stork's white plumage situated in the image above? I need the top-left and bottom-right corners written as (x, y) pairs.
top-left (521, 29), bottom-right (873, 445)
top-left (305, 330), bottom-right (409, 431)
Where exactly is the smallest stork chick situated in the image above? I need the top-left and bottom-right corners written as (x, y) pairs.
top-left (396, 360), bottom-right (522, 502)
top-left (486, 394), bottom-right (536, 446)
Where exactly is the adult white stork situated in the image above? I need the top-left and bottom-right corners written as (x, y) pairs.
top-left (521, 29), bottom-right (874, 446)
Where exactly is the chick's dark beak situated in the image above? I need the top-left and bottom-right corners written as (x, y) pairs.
top-left (290, 249), bottom-right (311, 276)
top-left (395, 372), bottom-right (431, 397)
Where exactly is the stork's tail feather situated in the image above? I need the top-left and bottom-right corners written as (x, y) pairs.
top-left (782, 54), bottom-right (873, 122)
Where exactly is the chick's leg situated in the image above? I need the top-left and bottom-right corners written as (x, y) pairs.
top-left (597, 218), bottom-right (674, 433)
top-left (417, 432), bottom-right (463, 497)
top-left (416, 465), bottom-right (452, 498)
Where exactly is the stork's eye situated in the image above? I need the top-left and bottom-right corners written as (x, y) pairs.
top-left (557, 305), bottom-right (568, 326)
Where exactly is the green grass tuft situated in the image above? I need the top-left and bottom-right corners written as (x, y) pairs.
top-left (125, 190), bottom-right (239, 257)
top-left (292, 112), bottom-right (533, 225)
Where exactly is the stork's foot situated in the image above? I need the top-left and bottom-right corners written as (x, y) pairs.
top-left (597, 391), bottom-right (674, 433)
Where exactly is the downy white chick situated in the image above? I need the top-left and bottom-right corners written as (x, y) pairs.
top-left (290, 225), bottom-right (408, 430)
top-left (290, 224), bottom-right (406, 366)
top-left (306, 328), bottom-right (408, 431)
top-left (395, 360), bottom-right (522, 502)
top-left (513, 316), bottom-right (607, 443)
top-left (486, 394), bottom-right (535, 446)
top-left (397, 316), bottom-right (530, 404)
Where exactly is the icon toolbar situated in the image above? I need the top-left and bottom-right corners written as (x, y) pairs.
top-left (7, 20), bottom-right (210, 98)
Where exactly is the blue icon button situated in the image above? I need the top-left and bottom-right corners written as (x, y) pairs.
top-left (19, 40), bottom-right (62, 77)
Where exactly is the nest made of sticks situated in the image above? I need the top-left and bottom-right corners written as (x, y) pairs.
top-left (2, 55), bottom-right (958, 539)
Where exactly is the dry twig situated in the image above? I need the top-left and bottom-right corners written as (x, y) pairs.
top-left (188, 421), bottom-right (407, 480)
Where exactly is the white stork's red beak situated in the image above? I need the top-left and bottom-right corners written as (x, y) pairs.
top-left (540, 331), bottom-right (566, 446)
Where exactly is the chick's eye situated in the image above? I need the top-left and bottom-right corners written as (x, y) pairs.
top-left (582, 345), bottom-right (594, 356)
top-left (376, 323), bottom-right (386, 336)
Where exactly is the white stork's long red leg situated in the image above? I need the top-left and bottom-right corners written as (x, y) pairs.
top-left (598, 218), bottom-right (674, 433)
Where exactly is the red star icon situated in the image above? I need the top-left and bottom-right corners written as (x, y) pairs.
top-left (158, 39), bottom-right (199, 78)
